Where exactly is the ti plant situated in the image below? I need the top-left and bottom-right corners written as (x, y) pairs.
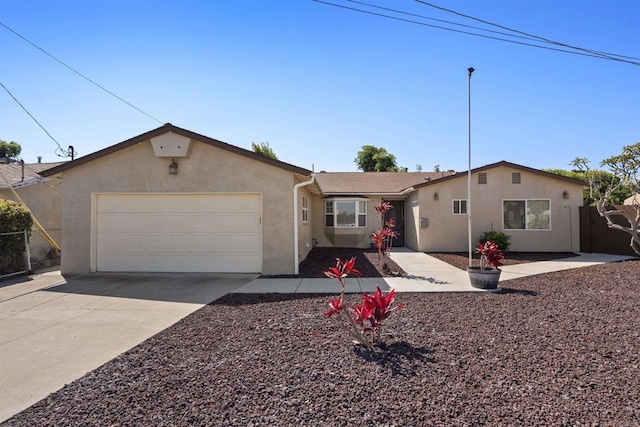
top-left (372, 202), bottom-right (399, 275)
top-left (323, 257), bottom-right (406, 349)
top-left (475, 240), bottom-right (504, 270)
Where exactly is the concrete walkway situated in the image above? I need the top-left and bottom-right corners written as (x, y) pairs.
top-left (233, 250), bottom-right (636, 294)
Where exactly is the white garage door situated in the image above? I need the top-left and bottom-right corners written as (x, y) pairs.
top-left (94, 193), bottom-right (262, 273)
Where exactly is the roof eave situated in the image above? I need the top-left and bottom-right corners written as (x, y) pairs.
top-left (40, 124), bottom-right (312, 177)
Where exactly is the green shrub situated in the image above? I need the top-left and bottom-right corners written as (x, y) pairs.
top-left (478, 231), bottom-right (511, 253)
top-left (0, 199), bottom-right (34, 275)
top-left (0, 199), bottom-right (33, 233)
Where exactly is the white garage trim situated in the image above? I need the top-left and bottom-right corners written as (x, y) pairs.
top-left (90, 193), bottom-right (262, 273)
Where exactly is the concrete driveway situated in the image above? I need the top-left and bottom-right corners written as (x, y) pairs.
top-left (0, 270), bottom-right (256, 422)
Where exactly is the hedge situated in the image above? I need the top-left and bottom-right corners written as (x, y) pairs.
top-left (0, 199), bottom-right (34, 275)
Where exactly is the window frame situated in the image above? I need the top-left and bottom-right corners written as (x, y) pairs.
top-left (503, 199), bottom-right (551, 230)
top-left (302, 196), bottom-right (309, 223)
top-left (324, 198), bottom-right (368, 228)
top-left (452, 199), bottom-right (468, 215)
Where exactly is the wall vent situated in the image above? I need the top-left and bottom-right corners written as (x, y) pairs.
top-left (512, 172), bottom-right (521, 184)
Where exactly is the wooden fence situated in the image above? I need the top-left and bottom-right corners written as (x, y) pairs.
top-left (579, 206), bottom-right (639, 256)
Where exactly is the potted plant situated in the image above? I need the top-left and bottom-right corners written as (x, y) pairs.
top-left (467, 240), bottom-right (504, 289)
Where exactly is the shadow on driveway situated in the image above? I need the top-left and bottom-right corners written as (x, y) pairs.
top-left (43, 273), bottom-right (259, 304)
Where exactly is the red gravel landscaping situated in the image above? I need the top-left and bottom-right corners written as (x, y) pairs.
top-left (3, 256), bottom-right (639, 426)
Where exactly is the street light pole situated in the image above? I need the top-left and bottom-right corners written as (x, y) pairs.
top-left (467, 67), bottom-right (475, 268)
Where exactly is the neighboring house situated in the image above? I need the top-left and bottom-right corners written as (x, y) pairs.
top-left (40, 124), bottom-right (586, 275)
top-left (0, 161), bottom-right (64, 260)
top-left (623, 194), bottom-right (639, 205)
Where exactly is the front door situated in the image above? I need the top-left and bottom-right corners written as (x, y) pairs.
top-left (383, 200), bottom-right (405, 247)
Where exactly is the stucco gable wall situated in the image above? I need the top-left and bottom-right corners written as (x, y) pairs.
top-left (417, 166), bottom-right (584, 252)
top-left (60, 139), bottom-right (298, 275)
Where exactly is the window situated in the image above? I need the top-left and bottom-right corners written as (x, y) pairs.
top-left (302, 196), bottom-right (308, 223)
top-left (478, 172), bottom-right (487, 184)
top-left (453, 199), bottom-right (467, 215)
top-left (325, 199), bottom-right (367, 227)
top-left (503, 199), bottom-right (550, 230)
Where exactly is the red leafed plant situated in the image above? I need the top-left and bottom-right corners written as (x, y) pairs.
top-left (323, 257), bottom-right (406, 349)
top-left (372, 202), bottom-right (399, 275)
top-left (475, 240), bottom-right (504, 270)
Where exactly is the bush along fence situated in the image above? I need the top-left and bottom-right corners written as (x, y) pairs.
top-left (0, 230), bottom-right (31, 278)
top-left (0, 199), bottom-right (34, 278)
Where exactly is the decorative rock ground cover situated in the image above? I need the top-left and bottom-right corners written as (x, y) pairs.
top-left (3, 257), bottom-right (639, 426)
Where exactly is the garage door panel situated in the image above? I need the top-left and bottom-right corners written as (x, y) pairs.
top-left (95, 194), bottom-right (262, 273)
top-left (96, 253), bottom-right (261, 273)
top-left (97, 213), bottom-right (261, 233)
top-left (97, 194), bottom-right (261, 214)
top-left (97, 232), bottom-right (261, 253)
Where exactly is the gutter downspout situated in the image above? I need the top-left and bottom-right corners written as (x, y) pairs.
top-left (293, 176), bottom-right (315, 275)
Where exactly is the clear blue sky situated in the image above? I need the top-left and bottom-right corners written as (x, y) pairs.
top-left (2, 0), bottom-right (638, 172)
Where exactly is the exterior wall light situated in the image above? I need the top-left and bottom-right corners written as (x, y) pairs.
top-left (433, 192), bottom-right (439, 201)
top-left (169, 159), bottom-right (178, 175)
top-left (563, 190), bottom-right (569, 199)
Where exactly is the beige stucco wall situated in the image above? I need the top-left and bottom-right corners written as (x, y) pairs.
top-left (415, 166), bottom-right (584, 252)
top-left (0, 181), bottom-right (62, 260)
top-left (59, 138), bottom-right (304, 275)
top-left (310, 195), bottom-right (410, 249)
top-left (296, 185), bottom-right (314, 264)
top-left (404, 191), bottom-right (420, 251)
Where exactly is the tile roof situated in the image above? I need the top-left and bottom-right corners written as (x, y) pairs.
top-left (313, 171), bottom-right (456, 194)
top-left (0, 162), bottom-right (66, 189)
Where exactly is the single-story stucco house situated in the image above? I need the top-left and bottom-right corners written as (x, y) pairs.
top-left (40, 124), bottom-right (586, 275)
top-left (0, 161), bottom-right (64, 261)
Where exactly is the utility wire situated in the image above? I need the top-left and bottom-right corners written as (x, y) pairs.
top-left (0, 21), bottom-right (164, 124)
top-left (0, 81), bottom-right (70, 158)
top-left (414, 0), bottom-right (639, 63)
top-left (313, 0), bottom-right (640, 66)
top-left (350, 0), bottom-right (640, 62)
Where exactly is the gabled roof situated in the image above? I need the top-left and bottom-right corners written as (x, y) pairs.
top-left (39, 124), bottom-right (312, 177)
top-left (0, 162), bottom-right (65, 189)
top-left (314, 171), bottom-right (456, 195)
top-left (413, 160), bottom-right (587, 189)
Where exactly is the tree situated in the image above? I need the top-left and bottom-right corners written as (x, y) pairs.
top-left (543, 168), bottom-right (630, 206)
top-left (251, 142), bottom-right (278, 160)
top-left (433, 165), bottom-right (440, 173)
top-left (354, 145), bottom-right (399, 172)
top-left (570, 142), bottom-right (640, 256)
top-left (0, 140), bottom-right (21, 162)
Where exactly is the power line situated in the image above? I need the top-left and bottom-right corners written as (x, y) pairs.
top-left (414, 0), bottom-right (639, 64)
top-left (0, 21), bottom-right (165, 124)
top-left (313, 0), bottom-right (640, 66)
top-left (0, 81), bottom-right (71, 158)
top-left (350, 0), bottom-right (640, 62)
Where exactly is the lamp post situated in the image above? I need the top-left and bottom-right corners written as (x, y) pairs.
top-left (467, 67), bottom-right (475, 268)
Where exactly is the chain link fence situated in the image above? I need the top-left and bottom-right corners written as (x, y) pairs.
top-left (0, 230), bottom-right (31, 279)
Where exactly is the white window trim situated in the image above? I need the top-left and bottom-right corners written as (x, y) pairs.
top-left (302, 196), bottom-right (309, 224)
top-left (452, 199), bottom-right (468, 215)
top-left (502, 199), bottom-right (551, 230)
top-left (324, 198), bottom-right (368, 228)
